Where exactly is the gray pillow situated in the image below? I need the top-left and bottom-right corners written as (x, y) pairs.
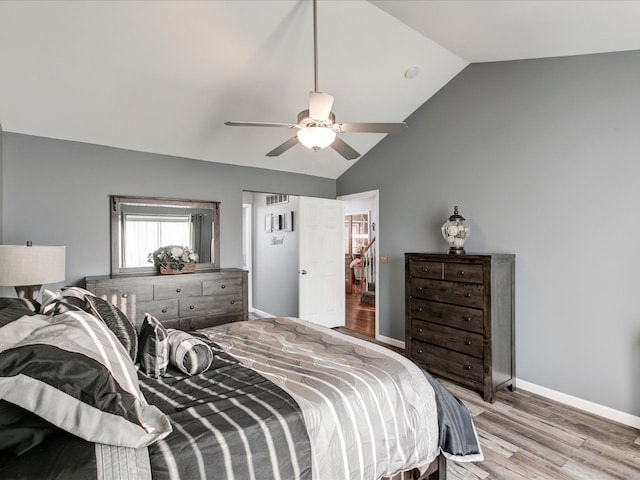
top-left (138, 313), bottom-right (169, 378)
top-left (167, 329), bottom-right (214, 375)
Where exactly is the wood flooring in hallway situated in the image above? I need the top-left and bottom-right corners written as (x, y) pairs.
top-left (345, 290), bottom-right (375, 338)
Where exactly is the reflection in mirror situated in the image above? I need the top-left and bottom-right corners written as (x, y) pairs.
top-left (110, 196), bottom-right (220, 274)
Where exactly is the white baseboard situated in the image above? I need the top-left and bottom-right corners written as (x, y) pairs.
top-left (517, 379), bottom-right (640, 429)
top-left (375, 334), bottom-right (405, 350)
top-left (250, 308), bottom-right (275, 318)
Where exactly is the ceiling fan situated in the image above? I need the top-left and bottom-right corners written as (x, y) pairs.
top-left (224, 0), bottom-right (408, 160)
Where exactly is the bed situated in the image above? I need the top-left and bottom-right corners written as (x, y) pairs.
top-left (0, 291), bottom-right (482, 480)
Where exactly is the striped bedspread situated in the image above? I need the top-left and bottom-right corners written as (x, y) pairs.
top-left (201, 317), bottom-right (440, 480)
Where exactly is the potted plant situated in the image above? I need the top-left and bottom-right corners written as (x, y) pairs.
top-left (148, 245), bottom-right (198, 274)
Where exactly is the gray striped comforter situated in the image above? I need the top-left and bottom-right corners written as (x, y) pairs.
top-left (199, 317), bottom-right (442, 480)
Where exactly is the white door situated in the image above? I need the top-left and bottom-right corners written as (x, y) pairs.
top-left (299, 196), bottom-right (345, 328)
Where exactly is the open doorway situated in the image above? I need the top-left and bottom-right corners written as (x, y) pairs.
top-left (339, 191), bottom-right (378, 339)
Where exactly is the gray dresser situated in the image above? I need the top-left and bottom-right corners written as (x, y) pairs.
top-left (405, 253), bottom-right (515, 402)
top-left (85, 269), bottom-right (248, 331)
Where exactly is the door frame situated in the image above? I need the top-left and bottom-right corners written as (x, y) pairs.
top-left (242, 202), bottom-right (253, 312)
top-left (337, 190), bottom-right (380, 341)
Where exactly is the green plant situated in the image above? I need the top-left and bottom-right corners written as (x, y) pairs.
top-left (147, 245), bottom-right (198, 271)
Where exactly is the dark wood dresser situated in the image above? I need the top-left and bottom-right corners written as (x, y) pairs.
top-left (405, 253), bottom-right (515, 402)
top-left (85, 269), bottom-right (248, 331)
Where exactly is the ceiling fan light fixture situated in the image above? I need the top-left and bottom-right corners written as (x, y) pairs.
top-left (297, 127), bottom-right (336, 151)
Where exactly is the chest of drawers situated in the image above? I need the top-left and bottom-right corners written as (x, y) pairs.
top-left (405, 253), bottom-right (515, 402)
top-left (85, 269), bottom-right (248, 331)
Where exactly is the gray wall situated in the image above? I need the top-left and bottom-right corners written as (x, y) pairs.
top-left (0, 123), bottom-right (3, 241)
top-left (2, 133), bottom-right (334, 287)
top-left (252, 192), bottom-right (300, 316)
top-left (338, 50), bottom-right (640, 417)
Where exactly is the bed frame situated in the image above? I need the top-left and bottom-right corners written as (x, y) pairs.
top-left (424, 454), bottom-right (447, 480)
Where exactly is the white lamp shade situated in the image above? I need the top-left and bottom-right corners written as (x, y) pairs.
top-left (297, 127), bottom-right (336, 151)
top-left (0, 245), bottom-right (66, 286)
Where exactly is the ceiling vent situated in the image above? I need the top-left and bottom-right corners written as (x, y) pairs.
top-left (266, 194), bottom-right (289, 206)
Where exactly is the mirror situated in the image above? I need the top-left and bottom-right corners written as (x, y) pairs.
top-left (110, 195), bottom-right (220, 275)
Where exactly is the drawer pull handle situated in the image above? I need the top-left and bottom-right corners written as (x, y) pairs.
top-left (464, 340), bottom-right (472, 345)
top-left (417, 286), bottom-right (424, 291)
top-left (463, 316), bottom-right (472, 322)
top-left (417, 327), bottom-right (423, 333)
top-left (121, 293), bottom-right (128, 298)
top-left (464, 293), bottom-right (472, 298)
top-left (176, 288), bottom-right (181, 293)
top-left (416, 306), bottom-right (424, 312)
top-left (465, 365), bottom-right (473, 370)
top-left (417, 349), bottom-right (424, 354)
top-left (458, 270), bottom-right (465, 276)
top-left (421, 267), bottom-right (429, 272)
top-left (189, 325), bottom-right (195, 331)
top-left (161, 308), bottom-right (168, 314)
top-left (221, 284), bottom-right (226, 289)
top-left (189, 305), bottom-right (195, 310)
top-left (230, 300), bottom-right (235, 305)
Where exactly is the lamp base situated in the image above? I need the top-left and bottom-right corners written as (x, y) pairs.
top-left (448, 247), bottom-right (466, 255)
top-left (15, 285), bottom-right (42, 301)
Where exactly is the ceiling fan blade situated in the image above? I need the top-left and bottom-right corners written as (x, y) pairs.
top-left (266, 136), bottom-right (300, 157)
top-left (308, 92), bottom-right (334, 121)
top-left (225, 121), bottom-right (298, 129)
top-left (331, 136), bottom-right (360, 160)
top-left (334, 122), bottom-right (408, 134)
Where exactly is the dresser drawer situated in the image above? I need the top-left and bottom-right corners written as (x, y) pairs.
top-left (411, 278), bottom-right (484, 308)
top-left (411, 339), bottom-right (483, 385)
top-left (179, 295), bottom-right (243, 318)
top-left (137, 299), bottom-right (179, 325)
top-left (202, 276), bottom-right (243, 295)
top-left (182, 315), bottom-right (241, 332)
top-left (409, 299), bottom-right (484, 334)
top-left (93, 283), bottom-right (154, 303)
top-left (154, 280), bottom-right (201, 299)
top-left (409, 261), bottom-right (442, 280)
top-left (411, 319), bottom-right (483, 358)
top-left (443, 263), bottom-right (484, 284)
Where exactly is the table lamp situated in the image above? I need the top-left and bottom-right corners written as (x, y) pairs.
top-left (0, 242), bottom-right (66, 300)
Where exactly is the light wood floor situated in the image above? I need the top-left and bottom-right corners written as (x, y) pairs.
top-left (440, 381), bottom-right (640, 480)
top-left (334, 327), bottom-right (640, 479)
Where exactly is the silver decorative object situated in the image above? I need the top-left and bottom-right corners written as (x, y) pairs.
top-left (441, 206), bottom-right (470, 254)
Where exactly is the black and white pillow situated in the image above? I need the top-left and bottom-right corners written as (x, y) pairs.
top-left (0, 297), bottom-right (40, 328)
top-left (0, 400), bottom-right (56, 457)
top-left (138, 313), bottom-right (169, 378)
top-left (0, 310), bottom-right (172, 448)
top-left (0, 298), bottom-right (56, 456)
top-left (41, 287), bottom-right (138, 362)
top-left (167, 329), bottom-right (214, 375)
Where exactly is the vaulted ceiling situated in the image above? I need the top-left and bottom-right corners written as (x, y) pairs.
top-left (1, 1), bottom-right (639, 179)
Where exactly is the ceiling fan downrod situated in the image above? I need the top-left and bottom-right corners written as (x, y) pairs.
top-left (313, 0), bottom-right (319, 93)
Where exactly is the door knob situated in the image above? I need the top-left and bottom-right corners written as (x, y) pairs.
top-left (300, 269), bottom-right (308, 275)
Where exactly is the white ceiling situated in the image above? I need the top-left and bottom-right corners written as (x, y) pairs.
top-left (1, 1), bottom-right (639, 179)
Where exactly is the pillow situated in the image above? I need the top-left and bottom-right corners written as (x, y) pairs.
top-left (0, 400), bottom-right (56, 456)
top-left (0, 310), bottom-right (172, 448)
top-left (0, 298), bottom-right (40, 328)
top-left (167, 329), bottom-right (214, 375)
top-left (138, 313), bottom-right (169, 378)
top-left (41, 287), bottom-right (138, 362)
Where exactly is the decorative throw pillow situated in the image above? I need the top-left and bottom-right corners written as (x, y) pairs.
top-left (138, 313), bottom-right (169, 378)
top-left (167, 329), bottom-right (214, 375)
top-left (0, 310), bottom-right (172, 448)
top-left (41, 287), bottom-right (138, 362)
top-left (0, 298), bottom-right (40, 328)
